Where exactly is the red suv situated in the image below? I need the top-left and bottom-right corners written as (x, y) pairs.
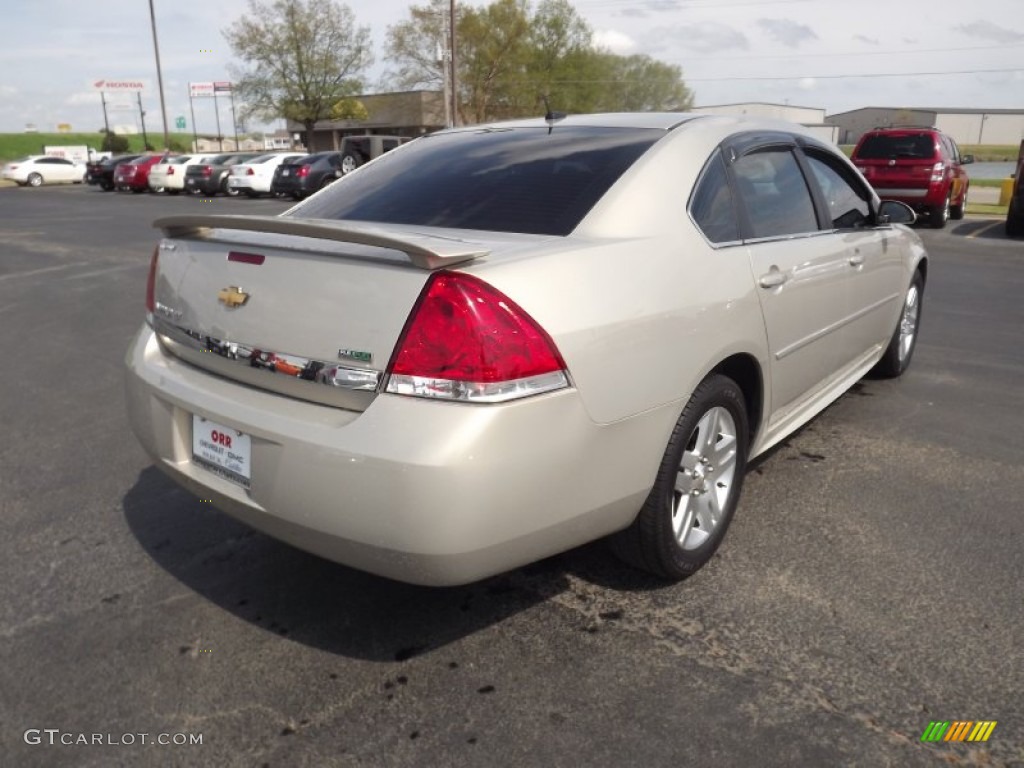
top-left (851, 127), bottom-right (973, 229)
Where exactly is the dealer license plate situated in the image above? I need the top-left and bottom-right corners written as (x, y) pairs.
top-left (281, 169), bottom-right (290, 176)
top-left (192, 415), bottom-right (252, 487)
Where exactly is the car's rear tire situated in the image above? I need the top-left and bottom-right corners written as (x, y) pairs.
top-left (871, 270), bottom-right (924, 379)
top-left (1006, 199), bottom-right (1024, 237)
top-left (27, 173), bottom-right (43, 187)
top-left (950, 185), bottom-right (967, 220)
top-left (611, 374), bottom-right (749, 580)
top-left (929, 193), bottom-right (950, 229)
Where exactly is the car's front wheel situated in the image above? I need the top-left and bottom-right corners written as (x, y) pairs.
top-left (871, 270), bottom-right (924, 378)
top-left (27, 173), bottom-right (43, 187)
top-left (612, 374), bottom-right (749, 580)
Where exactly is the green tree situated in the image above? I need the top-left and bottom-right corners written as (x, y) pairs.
top-left (223, 0), bottom-right (373, 149)
top-left (382, 0), bottom-right (450, 92)
top-left (384, 0), bottom-right (692, 124)
top-left (101, 133), bottom-right (129, 153)
top-left (595, 54), bottom-right (693, 112)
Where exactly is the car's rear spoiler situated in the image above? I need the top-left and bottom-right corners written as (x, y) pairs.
top-left (153, 214), bottom-right (490, 270)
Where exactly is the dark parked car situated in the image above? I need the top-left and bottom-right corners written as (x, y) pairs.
top-left (1005, 140), bottom-right (1024, 237)
top-left (850, 126), bottom-right (973, 229)
top-left (270, 152), bottom-right (344, 199)
top-left (114, 154), bottom-right (169, 193)
top-left (85, 154), bottom-right (142, 191)
top-left (184, 152), bottom-right (262, 196)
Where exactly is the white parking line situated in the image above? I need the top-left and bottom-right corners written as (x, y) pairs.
top-left (0, 262), bottom-right (90, 282)
top-left (965, 221), bottom-right (1003, 239)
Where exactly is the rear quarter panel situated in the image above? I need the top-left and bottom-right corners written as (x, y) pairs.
top-left (469, 117), bottom-right (771, 428)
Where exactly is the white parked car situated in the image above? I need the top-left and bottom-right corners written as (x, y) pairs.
top-left (1, 155), bottom-right (85, 186)
top-left (148, 154), bottom-right (217, 194)
top-left (226, 152), bottom-right (307, 197)
top-left (126, 113), bottom-right (926, 586)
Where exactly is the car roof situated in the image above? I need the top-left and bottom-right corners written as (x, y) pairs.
top-left (464, 112), bottom-right (705, 132)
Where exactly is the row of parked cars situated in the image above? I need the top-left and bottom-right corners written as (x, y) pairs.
top-left (80, 136), bottom-right (411, 200)
top-left (1, 135), bottom-right (410, 199)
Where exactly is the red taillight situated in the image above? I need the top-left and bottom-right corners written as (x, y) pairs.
top-left (930, 161), bottom-right (946, 182)
top-left (145, 246), bottom-right (159, 318)
top-left (247, 167), bottom-right (254, 175)
top-left (385, 272), bottom-right (568, 403)
top-left (297, 164), bottom-right (310, 178)
top-left (201, 165), bottom-right (212, 177)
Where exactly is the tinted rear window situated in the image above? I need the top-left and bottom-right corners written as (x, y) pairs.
top-left (292, 126), bottom-right (662, 236)
top-left (856, 133), bottom-right (936, 160)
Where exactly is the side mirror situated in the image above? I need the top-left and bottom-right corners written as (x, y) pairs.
top-left (962, 154), bottom-right (975, 164)
top-left (877, 200), bottom-right (917, 226)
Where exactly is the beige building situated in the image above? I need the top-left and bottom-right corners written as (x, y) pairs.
top-left (288, 91), bottom-right (446, 152)
top-left (826, 107), bottom-right (1024, 146)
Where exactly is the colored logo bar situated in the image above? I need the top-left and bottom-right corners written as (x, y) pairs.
top-left (921, 721), bottom-right (997, 742)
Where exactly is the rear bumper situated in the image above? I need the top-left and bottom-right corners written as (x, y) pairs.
top-left (124, 326), bottom-right (667, 585)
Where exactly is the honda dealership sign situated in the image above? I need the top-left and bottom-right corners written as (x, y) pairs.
top-left (189, 82), bottom-right (215, 98)
top-left (90, 78), bottom-right (149, 92)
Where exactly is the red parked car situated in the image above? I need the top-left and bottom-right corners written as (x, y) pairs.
top-left (850, 127), bottom-right (973, 229)
top-left (114, 154), bottom-right (170, 193)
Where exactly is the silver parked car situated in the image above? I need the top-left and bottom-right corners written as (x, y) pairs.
top-left (125, 113), bottom-right (926, 586)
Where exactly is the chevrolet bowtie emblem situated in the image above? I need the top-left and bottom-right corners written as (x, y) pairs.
top-left (218, 286), bottom-right (249, 308)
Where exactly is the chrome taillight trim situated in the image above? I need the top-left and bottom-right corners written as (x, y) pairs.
top-left (384, 370), bottom-right (569, 403)
top-left (150, 316), bottom-right (381, 410)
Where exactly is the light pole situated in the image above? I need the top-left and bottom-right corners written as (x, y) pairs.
top-left (449, 0), bottom-right (457, 126)
top-left (148, 0), bottom-right (171, 149)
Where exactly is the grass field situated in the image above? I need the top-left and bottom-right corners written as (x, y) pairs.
top-left (0, 132), bottom-right (196, 162)
top-left (965, 202), bottom-right (1009, 216)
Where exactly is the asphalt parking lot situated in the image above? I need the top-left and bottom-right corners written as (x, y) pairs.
top-left (2, 185), bottom-right (1022, 767)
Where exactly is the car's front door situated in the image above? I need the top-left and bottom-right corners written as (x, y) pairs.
top-left (802, 146), bottom-right (904, 361)
top-left (729, 142), bottom-right (853, 423)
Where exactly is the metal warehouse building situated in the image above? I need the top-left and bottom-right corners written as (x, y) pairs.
top-left (688, 102), bottom-right (839, 143)
top-left (826, 107), bottom-right (1024, 146)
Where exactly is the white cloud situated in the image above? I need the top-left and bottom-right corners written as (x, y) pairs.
top-left (955, 20), bottom-right (1024, 43)
top-left (671, 22), bottom-right (749, 54)
top-left (756, 19), bottom-right (818, 48)
top-left (594, 30), bottom-right (636, 55)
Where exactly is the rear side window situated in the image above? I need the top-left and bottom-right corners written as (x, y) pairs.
top-left (856, 133), bottom-right (935, 160)
top-left (733, 149), bottom-right (818, 238)
top-left (689, 151), bottom-right (739, 244)
top-left (293, 126), bottom-right (661, 236)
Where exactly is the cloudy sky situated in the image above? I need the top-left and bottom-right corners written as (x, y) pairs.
top-left (0, 0), bottom-right (1021, 134)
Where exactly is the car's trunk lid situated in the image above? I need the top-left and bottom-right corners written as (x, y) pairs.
top-left (149, 215), bottom-right (493, 411)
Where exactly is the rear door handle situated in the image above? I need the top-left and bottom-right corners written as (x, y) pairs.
top-left (848, 253), bottom-right (865, 267)
top-left (758, 269), bottom-right (787, 289)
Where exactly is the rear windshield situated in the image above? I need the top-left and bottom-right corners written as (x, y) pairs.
top-left (292, 126), bottom-right (662, 236)
top-left (856, 133), bottom-right (936, 160)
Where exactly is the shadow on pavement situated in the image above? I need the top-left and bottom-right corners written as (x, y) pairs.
top-left (122, 467), bottom-right (667, 659)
